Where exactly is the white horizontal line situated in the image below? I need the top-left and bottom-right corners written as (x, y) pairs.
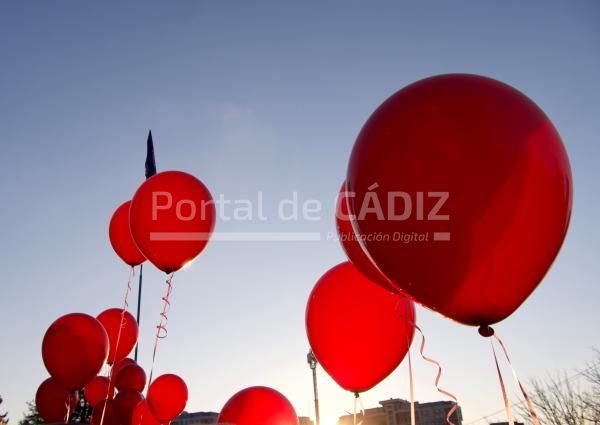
top-left (150, 232), bottom-right (322, 241)
top-left (433, 232), bottom-right (451, 241)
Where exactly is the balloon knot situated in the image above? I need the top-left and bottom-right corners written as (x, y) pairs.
top-left (478, 325), bottom-right (495, 337)
top-left (354, 392), bottom-right (360, 399)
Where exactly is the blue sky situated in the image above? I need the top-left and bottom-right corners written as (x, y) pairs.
top-left (0, 1), bottom-right (599, 424)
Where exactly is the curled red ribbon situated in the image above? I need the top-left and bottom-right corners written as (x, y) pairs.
top-left (492, 332), bottom-right (541, 425)
top-left (147, 272), bottom-right (175, 392)
top-left (100, 266), bottom-right (136, 425)
top-left (395, 301), bottom-right (459, 425)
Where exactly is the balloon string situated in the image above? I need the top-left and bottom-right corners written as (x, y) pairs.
top-left (493, 334), bottom-right (541, 425)
top-left (394, 300), bottom-right (458, 425)
top-left (491, 340), bottom-right (515, 425)
top-left (63, 393), bottom-right (71, 424)
top-left (147, 272), bottom-right (175, 394)
top-left (100, 266), bottom-right (136, 425)
top-left (408, 348), bottom-right (415, 425)
top-left (353, 393), bottom-right (365, 425)
top-left (112, 266), bottom-right (136, 364)
top-left (414, 324), bottom-right (458, 425)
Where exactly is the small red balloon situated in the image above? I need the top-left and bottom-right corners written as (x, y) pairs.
top-left (306, 262), bottom-right (415, 393)
top-left (36, 378), bottom-right (79, 423)
top-left (85, 376), bottom-right (114, 407)
top-left (110, 200), bottom-right (146, 267)
top-left (97, 309), bottom-right (139, 365)
top-left (113, 389), bottom-right (145, 425)
top-left (112, 358), bottom-right (136, 379)
top-left (147, 374), bottom-right (188, 422)
top-left (131, 400), bottom-right (161, 425)
top-left (42, 313), bottom-right (109, 390)
top-left (115, 364), bottom-right (146, 392)
top-left (91, 400), bottom-right (120, 425)
top-left (129, 171), bottom-right (216, 273)
top-left (218, 386), bottom-right (298, 425)
top-left (347, 74), bottom-right (572, 326)
top-left (336, 182), bottom-right (400, 294)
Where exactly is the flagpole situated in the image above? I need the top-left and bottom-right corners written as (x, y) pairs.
top-left (134, 130), bottom-right (157, 362)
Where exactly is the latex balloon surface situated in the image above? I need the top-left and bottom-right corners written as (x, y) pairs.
top-left (129, 171), bottom-right (216, 273)
top-left (91, 400), bottom-right (120, 425)
top-left (109, 200), bottom-right (146, 266)
top-left (306, 262), bottom-right (415, 393)
top-left (97, 308), bottom-right (139, 365)
top-left (113, 389), bottom-right (145, 425)
top-left (347, 74), bottom-right (572, 326)
top-left (218, 386), bottom-right (298, 425)
top-left (147, 374), bottom-right (188, 422)
top-left (336, 182), bottom-right (400, 294)
top-left (36, 378), bottom-right (79, 423)
top-left (85, 376), bottom-right (114, 407)
top-left (42, 313), bottom-right (109, 390)
top-left (131, 400), bottom-right (161, 425)
top-left (115, 363), bottom-right (146, 393)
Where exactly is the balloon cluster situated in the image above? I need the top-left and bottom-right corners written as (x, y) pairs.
top-left (36, 169), bottom-right (215, 424)
top-left (110, 171), bottom-right (216, 274)
top-left (36, 309), bottom-right (188, 425)
top-left (306, 74), bottom-right (572, 398)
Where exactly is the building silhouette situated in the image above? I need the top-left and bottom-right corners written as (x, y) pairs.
top-left (172, 411), bottom-right (219, 425)
top-left (299, 416), bottom-right (315, 425)
top-left (338, 398), bottom-right (462, 425)
top-left (172, 411), bottom-right (313, 425)
top-left (489, 422), bottom-right (524, 425)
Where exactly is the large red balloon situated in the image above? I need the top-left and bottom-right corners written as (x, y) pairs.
top-left (347, 74), bottom-right (572, 327)
top-left (109, 200), bottom-right (146, 267)
top-left (85, 376), bottom-right (114, 407)
top-left (218, 386), bottom-right (298, 425)
top-left (97, 308), bottom-right (139, 365)
top-left (42, 313), bottom-right (109, 390)
top-left (36, 378), bottom-right (79, 423)
top-left (115, 364), bottom-right (146, 392)
top-left (131, 400), bottom-right (161, 425)
top-left (147, 374), bottom-right (188, 422)
top-left (113, 389), bottom-right (145, 425)
top-left (129, 171), bottom-right (216, 273)
top-left (306, 262), bottom-right (415, 393)
top-left (336, 182), bottom-right (400, 294)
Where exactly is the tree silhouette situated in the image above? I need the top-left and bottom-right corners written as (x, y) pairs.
top-left (0, 395), bottom-right (8, 424)
top-left (18, 402), bottom-right (41, 425)
top-left (518, 350), bottom-right (600, 425)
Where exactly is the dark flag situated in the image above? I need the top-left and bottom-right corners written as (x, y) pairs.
top-left (145, 130), bottom-right (157, 179)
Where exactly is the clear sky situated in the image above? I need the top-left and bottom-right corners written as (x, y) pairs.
top-left (0, 1), bottom-right (599, 424)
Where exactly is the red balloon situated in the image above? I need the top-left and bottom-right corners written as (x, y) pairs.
top-left (42, 313), bottom-right (109, 390)
top-left (129, 171), bottom-right (216, 273)
top-left (336, 182), bottom-right (400, 294)
top-left (91, 400), bottom-right (120, 425)
top-left (110, 200), bottom-right (146, 267)
top-left (306, 262), bottom-right (415, 393)
top-left (85, 376), bottom-right (115, 407)
top-left (115, 364), bottom-right (147, 392)
top-left (111, 358), bottom-right (136, 387)
top-left (97, 309), bottom-right (139, 365)
top-left (131, 400), bottom-right (161, 425)
top-left (218, 386), bottom-right (298, 425)
top-left (36, 378), bottom-right (79, 423)
top-left (147, 374), bottom-right (188, 422)
top-left (113, 389), bottom-right (145, 425)
top-left (347, 74), bottom-right (572, 327)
